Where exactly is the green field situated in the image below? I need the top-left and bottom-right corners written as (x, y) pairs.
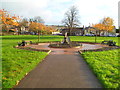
top-left (1, 35), bottom-right (119, 88)
top-left (2, 36), bottom-right (49, 88)
top-left (82, 49), bottom-right (120, 88)
top-left (2, 35), bottom-right (119, 45)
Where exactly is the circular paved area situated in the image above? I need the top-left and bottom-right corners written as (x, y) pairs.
top-left (25, 43), bottom-right (108, 55)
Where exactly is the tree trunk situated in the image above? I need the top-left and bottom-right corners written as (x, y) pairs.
top-left (38, 31), bottom-right (40, 42)
top-left (18, 28), bottom-right (21, 35)
top-left (99, 30), bottom-right (101, 36)
top-left (69, 27), bottom-right (72, 36)
top-left (69, 30), bottom-right (71, 36)
top-left (18, 30), bottom-right (20, 35)
top-left (95, 30), bottom-right (97, 43)
top-left (6, 25), bottom-right (9, 33)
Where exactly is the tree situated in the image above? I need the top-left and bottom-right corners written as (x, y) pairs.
top-left (33, 16), bottom-right (45, 24)
top-left (101, 17), bottom-right (114, 35)
top-left (0, 9), bottom-right (19, 32)
top-left (19, 18), bottom-right (28, 27)
top-left (62, 6), bottom-right (80, 36)
top-left (17, 18), bottom-right (29, 35)
top-left (29, 22), bottom-right (45, 42)
top-left (93, 17), bottom-right (114, 34)
top-left (29, 16), bottom-right (44, 24)
top-left (92, 23), bottom-right (104, 36)
top-left (29, 21), bottom-right (56, 41)
top-left (92, 17), bottom-right (115, 43)
top-left (93, 17), bottom-right (115, 35)
top-left (45, 26), bottom-right (56, 35)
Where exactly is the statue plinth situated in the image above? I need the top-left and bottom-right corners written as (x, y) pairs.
top-left (49, 32), bottom-right (82, 48)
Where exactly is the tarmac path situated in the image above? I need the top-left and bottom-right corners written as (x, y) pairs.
top-left (15, 43), bottom-right (106, 88)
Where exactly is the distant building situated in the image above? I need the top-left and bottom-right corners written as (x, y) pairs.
top-left (60, 25), bottom-right (116, 36)
top-left (46, 25), bottom-right (65, 31)
top-left (52, 32), bottom-right (62, 35)
top-left (61, 27), bottom-right (84, 36)
top-left (84, 26), bottom-right (96, 36)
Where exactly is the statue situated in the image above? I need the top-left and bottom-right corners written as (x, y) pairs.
top-left (65, 32), bottom-right (67, 37)
top-left (49, 32), bottom-right (82, 48)
top-left (62, 32), bottom-right (71, 45)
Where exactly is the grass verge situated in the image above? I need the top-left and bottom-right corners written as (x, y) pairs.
top-left (81, 49), bottom-right (120, 88)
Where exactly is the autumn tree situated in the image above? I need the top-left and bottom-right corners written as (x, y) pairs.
top-left (92, 23), bottom-right (104, 36)
top-left (62, 6), bottom-right (80, 36)
top-left (101, 17), bottom-right (115, 35)
top-left (0, 9), bottom-right (19, 32)
top-left (92, 17), bottom-right (115, 43)
top-left (45, 26), bottom-right (56, 35)
top-left (93, 17), bottom-right (114, 36)
top-left (29, 22), bottom-right (45, 42)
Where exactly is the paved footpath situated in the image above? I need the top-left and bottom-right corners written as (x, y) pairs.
top-left (15, 43), bottom-right (104, 88)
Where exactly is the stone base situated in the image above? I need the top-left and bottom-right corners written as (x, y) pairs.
top-left (49, 41), bottom-right (82, 48)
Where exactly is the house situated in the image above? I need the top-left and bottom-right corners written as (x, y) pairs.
top-left (84, 26), bottom-right (116, 36)
top-left (52, 32), bottom-right (62, 35)
top-left (84, 26), bottom-right (96, 36)
top-left (61, 27), bottom-right (84, 36)
top-left (20, 26), bottom-right (29, 34)
top-left (47, 25), bottom-right (66, 35)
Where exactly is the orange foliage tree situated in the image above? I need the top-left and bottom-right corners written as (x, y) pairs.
top-left (29, 22), bottom-right (46, 41)
top-left (101, 17), bottom-right (114, 33)
top-left (92, 17), bottom-right (115, 43)
top-left (29, 21), bottom-right (56, 42)
top-left (45, 26), bottom-right (56, 35)
top-left (0, 9), bottom-right (19, 32)
top-left (93, 17), bottom-right (114, 36)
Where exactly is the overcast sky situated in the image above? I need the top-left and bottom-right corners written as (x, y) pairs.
top-left (1, 0), bottom-right (119, 28)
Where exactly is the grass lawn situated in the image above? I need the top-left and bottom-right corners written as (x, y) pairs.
top-left (82, 49), bottom-right (120, 88)
top-left (2, 35), bottom-right (119, 45)
top-left (1, 35), bottom-right (119, 88)
top-left (71, 36), bottom-right (119, 45)
top-left (2, 36), bottom-right (48, 88)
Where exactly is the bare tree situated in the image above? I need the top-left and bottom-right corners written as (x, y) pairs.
top-left (19, 18), bottom-right (29, 27)
top-left (33, 16), bottom-right (45, 24)
top-left (62, 6), bottom-right (80, 35)
top-left (17, 18), bottom-right (29, 35)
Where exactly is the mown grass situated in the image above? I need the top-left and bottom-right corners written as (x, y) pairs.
top-left (2, 37), bottom-right (48, 88)
top-left (82, 49), bottom-right (120, 88)
top-left (2, 35), bottom-right (119, 45)
top-left (1, 35), bottom-right (119, 88)
top-left (71, 36), bottom-right (119, 45)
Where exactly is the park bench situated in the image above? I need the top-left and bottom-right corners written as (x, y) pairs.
top-left (101, 40), bottom-right (116, 46)
top-left (18, 40), bottom-right (32, 46)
